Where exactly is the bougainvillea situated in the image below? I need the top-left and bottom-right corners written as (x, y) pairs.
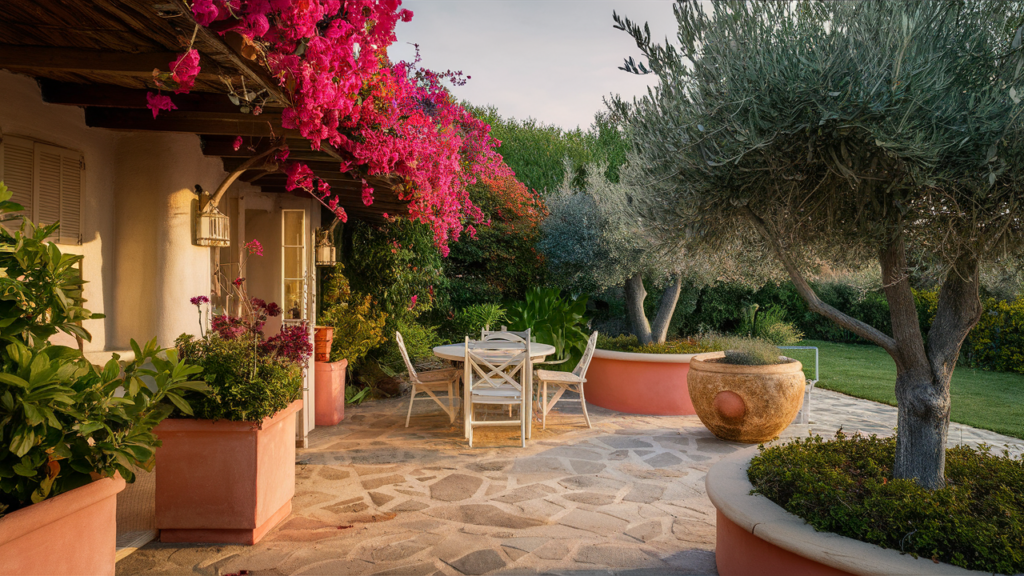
top-left (154, 1), bottom-right (501, 251)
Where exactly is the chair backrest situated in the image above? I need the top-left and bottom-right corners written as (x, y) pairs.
top-left (395, 331), bottom-right (420, 384)
top-left (572, 331), bottom-right (600, 379)
top-left (481, 326), bottom-right (531, 342)
top-left (464, 336), bottom-right (530, 395)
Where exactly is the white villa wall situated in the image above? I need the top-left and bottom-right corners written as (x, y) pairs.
top-left (0, 70), bottom-right (120, 352)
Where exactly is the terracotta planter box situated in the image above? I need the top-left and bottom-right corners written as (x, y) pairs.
top-left (0, 475), bottom-right (125, 576)
top-left (707, 447), bottom-right (983, 576)
top-left (314, 359), bottom-right (347, 426)
top-left (154, 400), bottom-right (302, 545)
top-left (688, 352), bottom-right (804, 443)
top-left (584, 349), bottom-right (700, 415)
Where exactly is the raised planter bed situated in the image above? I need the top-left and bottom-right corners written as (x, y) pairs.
top-left (584, 349), bottom-right (701, 415)
top-left (0, 475), bottom-right (125, 576)
top-left (154, 400), bottom-right (302, 545)
top-left (707, 447), bottom-right (983, 576)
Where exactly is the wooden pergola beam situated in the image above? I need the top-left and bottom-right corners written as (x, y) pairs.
top-left (0, 44), bottom-right (219, 78)
top-left (201, 135), bottom-right (336, 162)
top-left (84, 107), bottom-right (298, 137)
top-left (39, 79), bottom-right (252, 114)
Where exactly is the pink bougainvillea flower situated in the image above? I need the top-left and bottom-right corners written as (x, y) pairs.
top-left (233, 277), bottom-right (245, 287)
top-left (361, 183), bottom-right (374, 206)
top-left (189, 295), bottom-right (210, 306)
top-left (409, 294), bottom-right (418, 309)
top-left (169, 49), bottom-right (201, 94)
top-left (233, 136), bottom-right (243, 151)
top-left (245, 239), bottom-right (264, 256)
top-left (146, 92), bottom-right (176, 119)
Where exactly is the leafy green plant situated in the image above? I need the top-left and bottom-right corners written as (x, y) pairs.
top-left (175, 334), bottom-right (301, 422)
top-left (345, 385), bottom-right (373, 405)
top-left (318, 264), bottom-right (387, 367)
top-left (506, 287), bottom-right (589, 363)
top-left (0, 182), bottom-right (207, 518)
top-left (749, 433), bottom-right (1024, 574)
top-left (450, 303), bottom-right (506, 339)
top-left (596, 334), bottom-right (713, 355)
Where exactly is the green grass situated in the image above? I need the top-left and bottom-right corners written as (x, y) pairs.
top-left (782, 340), bottom-right (1024, 440)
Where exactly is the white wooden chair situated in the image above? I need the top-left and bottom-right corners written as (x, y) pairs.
top-left (481, 326), bottom-right (531, 341)
top-left (396, 331), bottom-right (460, 427)
top-left (534, 331), bottom-right (598, 429)
top-left (463, 335), bottom-right (531, 447)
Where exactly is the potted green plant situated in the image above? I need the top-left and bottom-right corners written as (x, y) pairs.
top-left (158, 246), bottom-right (309, 545)
top-left (688, 337), bottom-right (805, 443)
top-left (314, 264), bottom-right (386, 424)
top-left (0, 183), bottom-right (206, 576)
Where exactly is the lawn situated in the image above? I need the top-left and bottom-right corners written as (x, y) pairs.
top-left (782, 339), bottom-right (1024, 440)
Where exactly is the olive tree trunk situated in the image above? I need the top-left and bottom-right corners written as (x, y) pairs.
top-left (745, 208), bottom-right (981, 489)
top-left (624, 273), bottom-right (683, 345)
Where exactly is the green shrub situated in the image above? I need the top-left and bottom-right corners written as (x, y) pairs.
top-left (0, 182), bottom-right (206, 518)
top-left (318, 264), bottom-right (387, 367)
top-left (175, 334), bottom-right (301, 422)
top-left (749, 433), bottom-right (1024, 574)
top-left (506, 287), bottom-right (589, 365)
top-left (448, 303), bottom-right (507, 341)
top-left (596, 334), bottom-right (712, 355)
top-left (714, 335), bottom-right (786, 365)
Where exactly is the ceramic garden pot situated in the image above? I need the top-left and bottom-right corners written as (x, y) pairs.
top-left (153, 400), bottom-right (302, 545)
top-left (314, 358), bottom-right (347, 426)
top-left (688, 352), bottom-right (804, 443)
top-left (0, 475), bottom-right (125, 576)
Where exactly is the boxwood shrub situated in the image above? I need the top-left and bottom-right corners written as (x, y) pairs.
top-left (748, 433), bottom-right (1024, 574)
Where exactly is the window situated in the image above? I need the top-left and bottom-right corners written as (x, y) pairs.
top-left (0, 135), bottom-right (83, 244)
top-left (282, 209), bottom-right (306, 323)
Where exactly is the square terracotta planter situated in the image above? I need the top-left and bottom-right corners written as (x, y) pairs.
top-left (0, 475), bottom-right (125, 576)
top-left (154, 400), bottom-right (302, 545)
top-left (314, 359), bottom-right (347, 426)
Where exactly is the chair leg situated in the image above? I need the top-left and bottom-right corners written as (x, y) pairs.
top-left (521, 401), bottom-right (526, 448)
top-left (447, 379), bottom-right (455, 423)
top-left (579, 384), bottom-right (592, 428)
top-left (406, 385), bottom-right (417, 428)
top-left (542, 380), bottom-right (548, 430)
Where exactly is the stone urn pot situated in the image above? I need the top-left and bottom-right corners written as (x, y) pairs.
top-left (688, 351), bottom-right (804, 443)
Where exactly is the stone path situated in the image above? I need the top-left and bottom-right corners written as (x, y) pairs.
top-left (117, 388), bottom-right (1023, 576)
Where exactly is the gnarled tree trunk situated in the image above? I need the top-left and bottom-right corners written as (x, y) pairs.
top-left (745, 207), bottom-right (982, 489)
top-left (624, 273), bottom-right (683, 345)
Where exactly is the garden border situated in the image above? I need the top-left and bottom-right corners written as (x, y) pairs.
top-left (706, 446), bottom-right (983, 576)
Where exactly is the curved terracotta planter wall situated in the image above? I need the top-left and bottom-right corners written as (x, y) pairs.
top-left (154, 400), bottom-right (302, 545)
top-left (584, 349), bottom-right (700, 415)
top-left (688, 352), bottom-right (805, 443)
top-left (707, 447), bottom-right (983, 576)
top-left (0, 475), bottom-right (125, 576)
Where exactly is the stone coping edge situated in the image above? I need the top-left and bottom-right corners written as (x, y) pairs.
top-left (706, 446), bottom-right (985, 576)
top-left (593, 348), bottom-right (699, 364)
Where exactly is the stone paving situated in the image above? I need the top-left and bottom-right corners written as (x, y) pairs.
top-left (117, 388), bottom-right (1023, 576)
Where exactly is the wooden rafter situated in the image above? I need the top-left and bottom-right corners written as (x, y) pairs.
top-left (39, 79), bottom-right (250, 113)
top-left (84, 107), bottom-right (297, 137)
top-left (0, 44), bottom-right (220, 78)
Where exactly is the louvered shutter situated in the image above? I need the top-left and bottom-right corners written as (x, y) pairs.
top-left (0, 136), bottom-right (35, 228)
top-left (0, 137), bottom-right (83, 244)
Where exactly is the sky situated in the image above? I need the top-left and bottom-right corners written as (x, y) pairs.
top-left (389, 0), bottom-right (679, 131)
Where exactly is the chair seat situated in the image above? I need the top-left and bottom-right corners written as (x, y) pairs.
top-left (414, 368), bottom-right (460, 384)
top-left (535, 370), bottom-right (584, 384)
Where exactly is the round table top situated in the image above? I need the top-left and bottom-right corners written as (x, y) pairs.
top-left (432, 342), bottom-right (556, 361)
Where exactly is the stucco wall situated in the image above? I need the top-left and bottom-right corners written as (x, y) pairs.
top-left (0, 71), bottom-right (119, 352)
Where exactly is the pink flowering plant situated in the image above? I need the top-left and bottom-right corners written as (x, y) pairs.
top-left (151, 1), bottom-right (503, 253)
top-left (175, 239), bottom-right (310, 422)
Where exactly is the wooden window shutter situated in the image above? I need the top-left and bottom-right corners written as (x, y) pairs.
top-left (33, 143), bottom-right (82, 244)
top-left (0, 136), bottom-right (35, 228)
top-left (0, 137), bottom-right (83, 244)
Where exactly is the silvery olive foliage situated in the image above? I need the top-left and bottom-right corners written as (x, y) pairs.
top-left (611, 0), bottom-right (1024, 488)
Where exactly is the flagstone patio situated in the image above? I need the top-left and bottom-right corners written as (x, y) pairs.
top-left (116, 389), bottom-right (1023, 576)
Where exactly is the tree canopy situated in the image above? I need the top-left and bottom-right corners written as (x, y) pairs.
top-left (613, 0), bottom-right (1024, 488)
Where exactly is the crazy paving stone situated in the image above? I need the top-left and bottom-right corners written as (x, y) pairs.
top-left (622, 484), bottom-right (666, 504)
top-left (557, 509), bottom-right (629, 535)
top-left (449, 549), bottom-right (506, 575)
top-left (490, 483), bottom-right (556, 503)
top-left (361, 474), bottom-right (407, 490)
top-left (390, 499), bottom-right (430, 512)
top-left (429, 473), bottom-right (484, 502)
top-left (644, 452), bottom-right (683, 468)
top-left (369, 491), bottom-right (395, 506)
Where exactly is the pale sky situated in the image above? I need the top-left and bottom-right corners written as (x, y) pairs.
top-left (390, 0), bottom-right (679, 130)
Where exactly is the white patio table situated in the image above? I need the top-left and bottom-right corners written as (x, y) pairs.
top-left (432, 342), bottom-right (556, 440)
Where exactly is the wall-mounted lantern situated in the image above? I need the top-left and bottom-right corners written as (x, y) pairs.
top-left (314, 226), bottom-right (336, 266)
top-left (195, 203), bottom-right (231, 247)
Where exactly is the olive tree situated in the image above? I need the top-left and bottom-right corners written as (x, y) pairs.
top-left (613, 0), bottom-right (1024, 488)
